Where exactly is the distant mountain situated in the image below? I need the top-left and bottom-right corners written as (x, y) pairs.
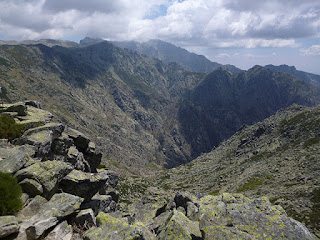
top-left (112, 39), bottom-right (242, 73)
top-left (265, 64), bottom-right (320, 87)
top-left (157, 104), bottom-right (320, 237)
top-left (178, 66), bottom-right (320, 159)
top-left (0, 39), bottom-right (78, 48)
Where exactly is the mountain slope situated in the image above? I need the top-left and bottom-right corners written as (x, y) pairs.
top-left (156, 104), bottom-right (320, 237)
top-left (265, 64), bottom-right (320, 87)
top-left (178, 66), bottom-right (320, 159)
top-left (112, 39), bottom-right (242, 73)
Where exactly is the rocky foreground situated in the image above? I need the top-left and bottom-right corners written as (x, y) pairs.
top-left (0, 102), bottom-right (317, 239)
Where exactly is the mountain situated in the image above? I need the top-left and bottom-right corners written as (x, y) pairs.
top-left (156, 104), bottom-right (320, 237)
top-left (0, 42), bottom-right (319, 171)
top-left (112, 39), bottom-right (242, 73)
top-left (265, 64), bottom-right (320, 87)
top-left (178, 66), bottom-right (320, 159)
top-left (0, 39), bottom-right (78, 48)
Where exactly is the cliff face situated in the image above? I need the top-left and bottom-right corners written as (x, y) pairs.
top-left (0, 102), bottom-right (316, 239)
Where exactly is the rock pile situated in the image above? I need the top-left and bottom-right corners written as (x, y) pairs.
top-left (0, 101), bottom-right (119, 239)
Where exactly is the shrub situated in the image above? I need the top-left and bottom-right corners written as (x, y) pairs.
top-left (0, 172), bottom-right (23, 215)
top-left (0, 114), bottom-right (23, 140)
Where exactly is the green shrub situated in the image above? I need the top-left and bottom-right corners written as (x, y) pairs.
top-left (0, 172), bottom-right (23, 215)
top-left (0, 114), bottom-right (23, 140)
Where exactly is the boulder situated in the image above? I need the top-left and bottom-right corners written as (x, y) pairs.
top-left (44, 221), bottom-right (73, 240)
top-left (65, 128), bottom-right (90, 151)
top-left (17, 195), bottom-right (48, 220)
top-left (14, 106), bottom-right (53, 130)
top-left (83, 194), bottom-right (113, 215)
top-left (67, 146), bottom-right (90, 172)
top-left (198, 193), bottom-right (315, 240)
top-left (0, 216), bottom-right (20, 238)
top-left (83, 212), bottom-right (155, 240)
top-left (157, 209), bottom-right (202, 240)
top-left (16, 123), bottom-right (64, 157)
top-left (25, 101), bottom-right (41, 109)
top-left (73, 209), bottom-right (96, 229)
top-left (14, 160), bottom-right (74, 199)
top-left (51, 133), bottom-right (74, 156)
top-left (19, 178), bottom-right (43, 197)
top-left (59, 169), bottom-right (109, 200)
top-left (0, 144), bottom-right (35, 174)
top-left (25, 193), bottom-right (83, 240)
top-left (2, 102), bottom-right (27, 116)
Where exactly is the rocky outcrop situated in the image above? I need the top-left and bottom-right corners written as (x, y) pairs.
top-left (0, 101), bottom-right (119, 239)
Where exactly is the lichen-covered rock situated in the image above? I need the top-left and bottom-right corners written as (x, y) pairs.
top-left (0, 216), bottom-right (20, 238)
top-left (83, 194), bottom-right (113, 215)
top-left (65, 128), bottom-right (90, 151)
top-left (2, 102), bottom-right (27, 116)
top-left (14, 105), bottom-right (53, 130)
top-left (25, 193), bottom-right (83, 240)
top-left (17, 195), bottom-right (48, 220)
top-left (44, 221), bottom-right (73, 240)
top-left (67, 146), bottom-right (90, 172)
top-left (198, 193), bottom-right (315, 240)
top-left (59, 169), bottom-right (109, 200)
top-left (19, 178), bottom-right (43, 197)
top-left (14, 160), bottom-right (73, 199)
top-left (73, 209), bottom-right (96, 229)
top-left (15, 123), bottom-right (64, 157)
top-left (83, 212), bottom-right (155, 240)
top-left (0, 144), bottom-right (35, 174)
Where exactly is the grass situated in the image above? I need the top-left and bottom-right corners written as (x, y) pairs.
top-left (237, 174), bottom-right (274, 193)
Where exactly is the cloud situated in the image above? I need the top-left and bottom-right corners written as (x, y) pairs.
top-left (0, 0), bottom-right (319, 49)
top-left (300, 45), bottom-right (320, 56)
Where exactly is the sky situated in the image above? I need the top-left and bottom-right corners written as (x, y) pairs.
top-left (0, 0), bottom-right (319, 74)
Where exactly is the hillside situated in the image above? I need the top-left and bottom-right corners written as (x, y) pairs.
top-left (156, 104), bottom-right (320, 237)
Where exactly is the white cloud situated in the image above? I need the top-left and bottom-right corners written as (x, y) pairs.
top-left (300, 45), bottom-right (320, 56)
top-left (0, 0), bottom-right (319, 50)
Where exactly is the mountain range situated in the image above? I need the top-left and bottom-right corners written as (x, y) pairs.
top-left (0, 39), bottom-right (320, 170)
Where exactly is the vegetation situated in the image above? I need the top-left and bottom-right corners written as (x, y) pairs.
top-left (0, 172), bottom-right (23, 215)
top-left (0, 114), bottom-right (23, 139)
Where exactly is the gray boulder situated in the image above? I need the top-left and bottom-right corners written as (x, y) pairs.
top-left (14, 106), bottom-right (53, 130)
top-left (83, 212), bottom-right (155, 240)
top-left (3, 102), bottom-right (27, 116)
top-left (19, 178), bottom-right (43, 197)
top-left (44, 221), bottom-right (73, 240)
top-left (0, 144), bottom-right (35, 174)
top-left (73, 209), bottom-right (96, 229)
top-left (59, 169), bottom-right (109, 200)
top-left (65, 128), bottom-right (90, 151)
top-left (25, 193), bottom-right (83, 240)
top-left (157, 209), bottom-right (202, 240)
top-left (17, 195), bottom-right (48, 220)
top-left (14, 160), bottom-right (73, 199)
top-left (0, 216), bottom-right (20, 238)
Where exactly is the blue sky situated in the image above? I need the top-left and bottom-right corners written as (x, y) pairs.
top-left (0, 0), bottom-right (319, 74)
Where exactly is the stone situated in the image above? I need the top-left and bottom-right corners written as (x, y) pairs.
top-left (14, 160), bottom-right (74, 199)
top-left (17, 195), bottom-right (48, 220)
top-left (73, 209), bottom-right (96, 229)
top-left (67, 146), bottom-right (90, 172)
top-left (44, 221), bottom-right (73, 240)
top-left (157, 209), bottom-right (202, 240)
top-left (198, 194), bottom-right (315, 240)
top-left (83, 194), bottom-right (112, 215)
top-left (3, 102), bottom-right (27, 116)
top-left (51, 133), bottom-right (74, 156)
top-left (25, 100), bottom-right (41, 109)
top-left (14, 106), bottom-right (53, 131)
top-left (19, 178), bottom-right (43, 197)
top-left (0, 216), bottom-right (20, 238)
top-left (66, 128), bottom-right (90, 151)
top-left (25, 193), bottom-right (83, 240)
top-left (83, 212), bottom-right (155, 240)
top-left (16, 123), bottom-right (64, 157)
top-left (0, 144), bottom-right (35, 174)
top-left (59, 169), bottom-right (109, 200)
